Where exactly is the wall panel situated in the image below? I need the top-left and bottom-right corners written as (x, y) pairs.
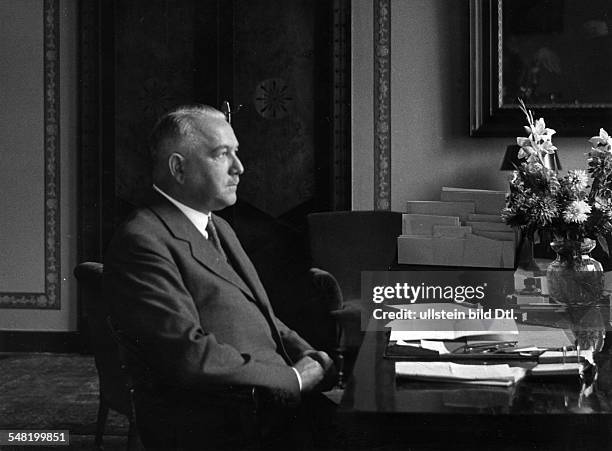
top-left (0, 0), bottom-right (59, 308)
top-left (0, 0), bottom-right (77, 331)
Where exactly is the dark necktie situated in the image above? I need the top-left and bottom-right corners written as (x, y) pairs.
top-left (206, 217), bottom-right (227, 260)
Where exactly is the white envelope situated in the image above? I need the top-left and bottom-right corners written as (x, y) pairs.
top-left (406, 201), bottom-right (475, 222)
top-left (441, 187), bottom-right (507, 215)
top-left (397, 235), bottom-right (434, 264)
top-left (402, 214), bottom-right (460, 236)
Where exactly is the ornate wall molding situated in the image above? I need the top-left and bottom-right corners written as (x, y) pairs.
top-left (0, 0), bottom-right (61, 309)
top-left (331, 0), bottom-right (351, 210)
top-left (373, 0), bottom-right (391, 210)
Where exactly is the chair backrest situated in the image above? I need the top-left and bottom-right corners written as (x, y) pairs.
top-left (74, 262), bottom-right (132, 416)
top-left (302, 268), bottom-right (343, 355)
top-left (307, 211), bottom-right (403, 302)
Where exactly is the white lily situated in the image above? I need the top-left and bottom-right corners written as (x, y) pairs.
top-left (589, 128), bottom-right (612, 151)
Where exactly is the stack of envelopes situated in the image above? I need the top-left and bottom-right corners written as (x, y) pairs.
top-left (398, 187), bottom-right (515, 267)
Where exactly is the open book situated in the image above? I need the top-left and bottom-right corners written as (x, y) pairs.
top-left (387, 303), bottom-right (518, 342)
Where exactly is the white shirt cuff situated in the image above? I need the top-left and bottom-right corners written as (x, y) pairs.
top-left (291, 367), bottom-right (303, 391)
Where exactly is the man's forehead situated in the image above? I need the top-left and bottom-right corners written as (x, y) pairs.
top-left (188, 116), bottom-right (237, 148)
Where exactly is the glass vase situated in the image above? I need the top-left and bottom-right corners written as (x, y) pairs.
top-left (546, 238), bottom-right (606, 351)
top-left (567, 306), bottom-right (606, 353)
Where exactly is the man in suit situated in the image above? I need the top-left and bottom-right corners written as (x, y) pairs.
top-left (104, 105), bottom-right (336, 449)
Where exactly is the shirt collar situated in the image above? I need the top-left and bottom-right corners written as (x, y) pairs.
top-left (153, 184), bottom-right (210, 238)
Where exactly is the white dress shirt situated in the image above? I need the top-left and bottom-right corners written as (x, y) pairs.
top-left (153, 185), bottom-right (210, 239)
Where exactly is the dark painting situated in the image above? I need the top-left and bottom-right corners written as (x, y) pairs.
top-left (502, 0), bottom-right (612, 106)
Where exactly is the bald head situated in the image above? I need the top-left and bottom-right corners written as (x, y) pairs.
top-left (149, 105), bottom-right (243, 212)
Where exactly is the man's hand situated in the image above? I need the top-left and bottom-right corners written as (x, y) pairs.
top-left (298, 350), bottom-right (338, 392)
top-left (293, 355), bottom-right (325, 393)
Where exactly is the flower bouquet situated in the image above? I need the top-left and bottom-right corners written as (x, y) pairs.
top-left (503, 100), bottom-right (612, 349)
top-left (502, 101), bottom-right (612, 351)
top-left (502, 99), bottom-right (612, 255)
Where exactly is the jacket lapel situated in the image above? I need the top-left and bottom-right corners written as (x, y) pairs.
top-left (213, 214), bottom-right (271, 309)
top-left (146, 192), bottom-right (291, 363)
top-left (146, 192), bottom-right (255, 301)
top-left (213, 214), bottom-right (293, 363)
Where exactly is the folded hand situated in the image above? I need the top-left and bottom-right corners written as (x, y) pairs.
top-left (299, 350), bottom-right (338, 392)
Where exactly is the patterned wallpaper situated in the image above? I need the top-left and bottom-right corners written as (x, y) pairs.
top-left (114, 0), bottom-right (319, 219)
top-left (232, 0), bottom-right (316, 218)
top-left (114, 0), bottom-right (196, 206)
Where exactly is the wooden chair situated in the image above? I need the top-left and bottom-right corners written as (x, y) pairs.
top-left (74, 262), bottom-right (140, 450)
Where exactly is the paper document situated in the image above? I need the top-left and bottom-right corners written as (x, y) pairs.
top-left (395, 361), bottom-right (526, 386)
top-left (514, 324), bottom-right (574, 349)
top-left (388, 303), bottom-right (518, 342)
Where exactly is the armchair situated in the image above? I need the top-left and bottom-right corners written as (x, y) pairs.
top-left (77, 262), bottom-right (266, 448)
top-left (73, 262), bottom-right (140, 450)
top-left (307, 211), bottom-right (403, 356)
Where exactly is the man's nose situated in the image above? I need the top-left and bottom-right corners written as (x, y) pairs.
top-left (230, 153), bottom-right (244, 175)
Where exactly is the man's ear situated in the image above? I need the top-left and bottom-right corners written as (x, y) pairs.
top-left (168, 153), bottom-right (186, 184)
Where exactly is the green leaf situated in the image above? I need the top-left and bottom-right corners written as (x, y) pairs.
top-left (597, 234), bottom-right (610, 256)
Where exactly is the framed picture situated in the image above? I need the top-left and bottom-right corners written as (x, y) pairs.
top-left (470, 0), bottom-right (612, 136)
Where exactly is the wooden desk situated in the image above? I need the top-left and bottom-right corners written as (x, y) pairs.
top-left (339, 331), bottom-right (612, 450)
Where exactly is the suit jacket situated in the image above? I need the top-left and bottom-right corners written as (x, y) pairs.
top-left (104, 191), bottom-right (313, 404)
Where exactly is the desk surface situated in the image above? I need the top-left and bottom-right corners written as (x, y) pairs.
top-left (339, 331), bottom-right (612, 449)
